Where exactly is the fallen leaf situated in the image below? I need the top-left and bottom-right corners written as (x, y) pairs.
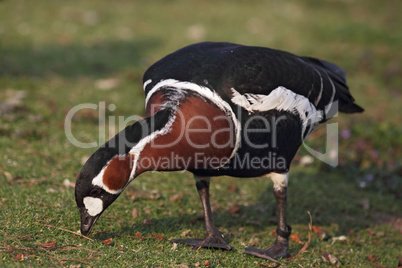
top-left (366, 228), bottom-right (376, 236)
top-left (63, 178), bottom-right (75, 188)
top-left (118, 244), bottom-right (125, 252)
top-left (322, 253), bottom-right (341, 266)
top-left (102, 238), bottom-right (113, 245)
top-left (228, 184), bottom-right (237, 192)
top-left (190, 217), bottom-right (204, 225)
top-left (170, 193), bottom-right (182, 203)
top-left (312, 226), bottom-right (323, 234)
top-left (181, 229), bottom-right (191, 237)
top-left (143, 218), bottom-right (152, 225)
top-left (172, 243), bottom-right (178, 251)
top-left (156, 244), bottom-right (163, 247)
top-left (194, 262), bottom-right (200, 267)
top-left (132, 207), bottom-right (138, 219)
top-left (152, 233), bottom-right (165, 240)
top-left (126, 188), bottom-right (160, 201)
top-left (95, 78), bottom-right (120, 90)
top-left (203, 260), bottom-right (211, 267)
top-left (40, 241), bottom-right (57, 248)
top-left (290, 233), bottom-right (303, 244)
top-left (144, 208), bottom-right (151, 214)
top-left (368, 254), bottom-right (379, 262)
top-left (15, 252), bottom-right (24, 261)
top-left (0, 90), bottom-right (26, 116)
top-left (319, 232), bottom-right (331, 241)
top-left (135, 232), bottom-right (144, 239)
top-left (248, 237), bottom-right (259, 247)
top-left (375, 231), bottom-right (385, 238)
top-left (4, 171), bottom-right (13, 181)
top-left (17, 235), bottom-right (31, 241)
top-left (312, 225), bottom-right (331, 240)
top-left (331, 235), bottom-right (348, 244)
top-left (28, 114), bottom-right (43, 123)
top-left (299, 155), bottom-right (314, 166)
top-left (358, 198), bottom-right (370, 210)
top-left (229, 205), bottom-right (241, 215)
top-left (46, 188), bottom-right (57, 193)
top-left (270, 229), bottom-right (276, 237)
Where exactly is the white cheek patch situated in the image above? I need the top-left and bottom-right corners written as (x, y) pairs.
top-left (83, 197), bottom-right (103, 216)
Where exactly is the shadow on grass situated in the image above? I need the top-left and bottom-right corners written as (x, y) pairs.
top-left (1, 38), bottom-right (161, 78)
top-left (93, 169), bottom-right (400, 242)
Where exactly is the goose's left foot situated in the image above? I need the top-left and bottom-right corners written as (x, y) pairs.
top-left (243, 238), bottom-right (288, 261)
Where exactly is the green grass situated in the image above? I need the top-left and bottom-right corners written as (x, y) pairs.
top-left (1, 0), bottom-right (401, 267)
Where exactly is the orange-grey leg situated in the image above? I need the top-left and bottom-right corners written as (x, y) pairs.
top-left (171, 176), bottom-right (231, 250)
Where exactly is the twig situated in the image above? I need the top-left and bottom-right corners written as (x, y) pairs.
top-left (196, 233), bottom-right (214, 251)
top-left (35, 220), bottom-right (94, 242)
top-left (288, 211), bottom-right (313, 261)
top-left (46, 252), bottom-right (95, 265)
top-left (1, 244), bottom-right (79, 253)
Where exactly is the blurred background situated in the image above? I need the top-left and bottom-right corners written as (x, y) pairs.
top-left (0, 0), bottom-right (401, 266)
top-left (1, 0), bottom-right (400, 195)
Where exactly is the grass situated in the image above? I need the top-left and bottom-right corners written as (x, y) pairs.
top-left (1, 0), bottom-right (401, 267)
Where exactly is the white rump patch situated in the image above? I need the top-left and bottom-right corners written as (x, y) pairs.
top-left (83, 197), bottom-right (103, 216)
top-left (230, 86), bottom-right (323, 135)
top-left (270, 173), bottom-right (289, 191)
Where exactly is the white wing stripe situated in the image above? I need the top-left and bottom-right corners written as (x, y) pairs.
top-left (230, 86), bottom-right (323, 135)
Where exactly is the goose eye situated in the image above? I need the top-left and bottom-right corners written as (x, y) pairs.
top-left (89, 188), bottom-right (102, 197)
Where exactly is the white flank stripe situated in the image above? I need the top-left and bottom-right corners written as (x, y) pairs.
top-left (144, 79), bottom-right (241, 161)
top-left (83, 197), bottom-right (103, 216)
top-left (230, 86), bottom-right (322, 135)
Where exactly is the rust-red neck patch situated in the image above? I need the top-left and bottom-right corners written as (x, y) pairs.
top-left (102, 155), bottom-right (134, 192)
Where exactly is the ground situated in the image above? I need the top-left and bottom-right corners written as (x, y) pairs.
top-left (0, 0), bottom-right (401, 267)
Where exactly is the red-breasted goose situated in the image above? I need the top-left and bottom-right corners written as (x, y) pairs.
top-left (75, 42), bottom-right (363, 260)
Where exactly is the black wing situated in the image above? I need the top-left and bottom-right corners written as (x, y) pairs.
top-left (143, 42), bottom-right (363, 114)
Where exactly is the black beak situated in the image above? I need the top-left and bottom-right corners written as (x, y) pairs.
top-left (79, 207), bottom-right (100, 236)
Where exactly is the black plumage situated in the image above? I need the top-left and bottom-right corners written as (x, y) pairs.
top-left (144, 42), bottom-right (363, 114)
top-left (75, 42), bottom-right (363, 261)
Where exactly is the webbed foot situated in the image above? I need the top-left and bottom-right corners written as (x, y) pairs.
top-left (243, 239), bottom-right (288, 261)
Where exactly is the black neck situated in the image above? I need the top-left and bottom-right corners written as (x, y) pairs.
top-left (103, 108), bottom-right (173, 155)
top-left (84, 108), bottom-right (173, 175)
